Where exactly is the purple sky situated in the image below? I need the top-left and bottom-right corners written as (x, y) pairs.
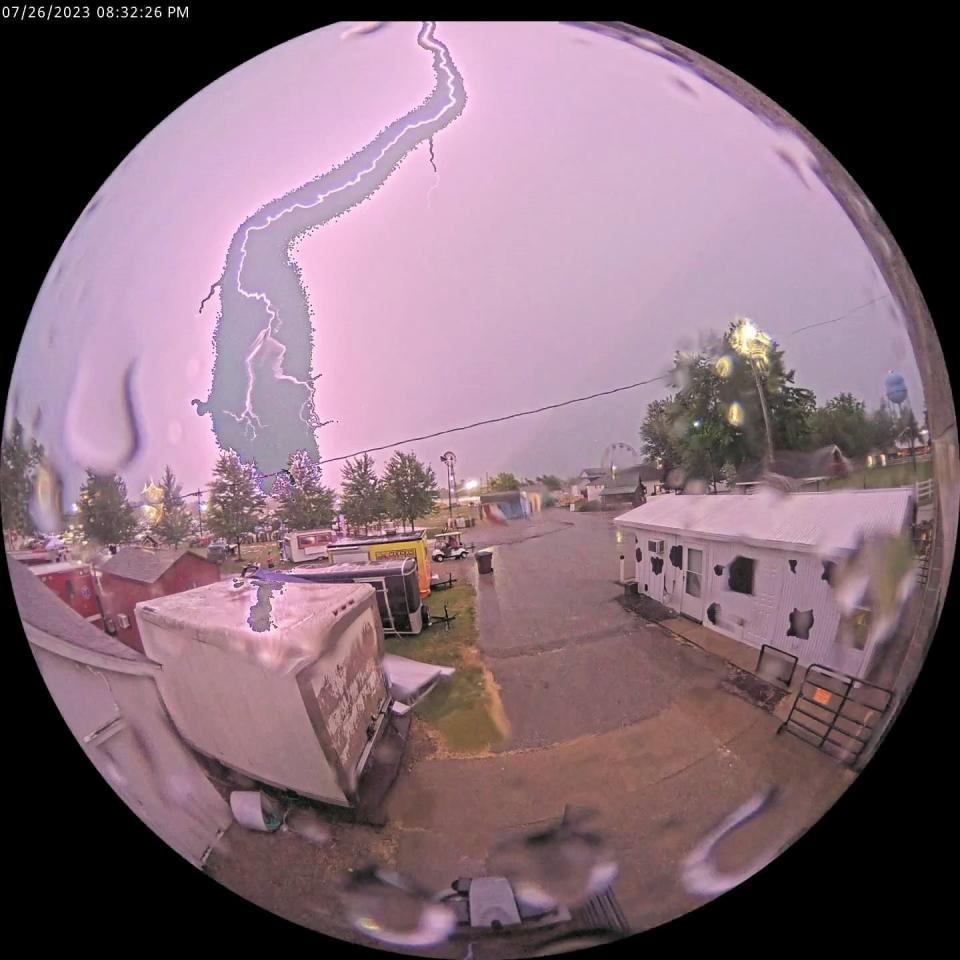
top-left (8, 20), bottom-right (924, 501)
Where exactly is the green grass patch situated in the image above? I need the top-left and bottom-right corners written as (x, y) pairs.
top-left (827, 459), bottom-right (931, 494)
top-left (386, 581), bottom-right (503, 753)
top-left (415, 666), bottom-right (504, 752)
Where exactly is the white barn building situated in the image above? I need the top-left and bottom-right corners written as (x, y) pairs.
top-left (615, 487), bottom-right (915, 678)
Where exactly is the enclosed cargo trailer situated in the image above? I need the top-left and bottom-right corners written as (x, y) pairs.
top-left (135, 578), bottom-right (393, 808)
top-left (255, 559), bottom-right (425, 635)
top-left (328, 530), bottom-right (432, 598)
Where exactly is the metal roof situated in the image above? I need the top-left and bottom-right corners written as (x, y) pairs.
top-left (614, 487), bottom-right (914, 556)
top-left (136, 578), bottom-right (378, 674)
top-left (28, 562), bottom-right (91, 576)
top-left (8, 556), bottom-right (147, 662)
top-left (736, 446), bottom-right (850, 483)
top-left (99, 546), bottom-right (215, 584)
top-left (328, 530), bottom-right (426, 547)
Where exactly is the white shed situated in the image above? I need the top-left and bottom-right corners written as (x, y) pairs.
top-left (615, 488), bottom-right (915, 678)
top-left (8, 558), bottom-right (233, 868)
top-left (135, 578), bottom-right (392, 808)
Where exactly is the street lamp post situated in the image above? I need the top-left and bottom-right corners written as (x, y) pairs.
top-left (748, 357), bottom-right (775, 466)
top-left (732, 318), bottom-right (775, 467)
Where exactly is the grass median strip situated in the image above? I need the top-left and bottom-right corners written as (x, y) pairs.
top-left (385, 579), bottom-right (507, 754)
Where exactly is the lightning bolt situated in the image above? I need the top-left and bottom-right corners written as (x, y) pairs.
top-left (426, 136), bottom-right (441, 210)
top-left (196, 21), bottom-right (467, 474)
top-left (199, 281), bottom-right (221, 314)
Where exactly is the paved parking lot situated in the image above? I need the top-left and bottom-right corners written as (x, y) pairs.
top-left (207, 509), bottom-right (853, 950)
top-left (463, 511), bottom-right (745, 750)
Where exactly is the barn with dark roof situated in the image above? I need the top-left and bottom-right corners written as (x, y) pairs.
top-left (97, 547), bottom-right (220, 653)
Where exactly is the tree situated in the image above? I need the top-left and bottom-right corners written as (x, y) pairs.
top-left (205, 451), bottom-right (265, 559)
top-left (383, 452), bottom-right (439, 532)
top-left (812, 393), bottom-right (873, 458)
top-left (340, 454), bottom-right (384, 536)
top-left (640, 324), bottom-right (820, 482)
top-left (768, 386), bottom-right (818, 452)
top-left (639, 396), bottom-right (684, 476)
top-left (272, 450), bottom-right (335, 531)
top-left (489, 472), bottom-right (521, 491)
top-left (76, 470), bottom-right (140, 545)
top-left (869, 403), bottom-right (899, 452)
top-left (536, 475), bottom-right (564, 490)
top-left (0, 418), bottom-right (44, 539)
top-left (152, 465), bottom-right (195, 547)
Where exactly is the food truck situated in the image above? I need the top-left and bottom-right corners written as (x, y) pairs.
top-left (327, 530), bottom-right (432, 598)
top-left (281, 529), bottom-right (339, 564)
top-left (256, 559), bottom-right (426, 636)
top-left (135, 578), bottom-right (393, 808)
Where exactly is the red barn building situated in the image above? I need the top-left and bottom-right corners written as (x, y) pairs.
top-left (97, 547), bottom-right (221, 653)
top-left (29, 561), bottom-right (105, 629)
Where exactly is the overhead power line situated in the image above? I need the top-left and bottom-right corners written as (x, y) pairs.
top-left (787, 295), bottom-right (890, 336)
top-left (319, 373), bottom-right (671, 466)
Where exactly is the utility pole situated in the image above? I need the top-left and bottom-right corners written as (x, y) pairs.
top-left (749, 357), bottom-right (775, 467)
top-left (440, 451), bottom-right (458, 519)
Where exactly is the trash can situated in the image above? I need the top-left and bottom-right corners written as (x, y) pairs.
top-left (476, 549), bottom-right (494, 575)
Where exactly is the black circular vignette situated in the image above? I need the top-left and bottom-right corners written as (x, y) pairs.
top-left (2, 10), bottom-right (950, 956)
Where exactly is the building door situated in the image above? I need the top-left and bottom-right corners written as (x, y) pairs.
top-left (681, 545), bottom-right (706, 622)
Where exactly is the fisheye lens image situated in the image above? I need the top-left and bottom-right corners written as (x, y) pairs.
top-left (3, 18), bottom-right (955, 957)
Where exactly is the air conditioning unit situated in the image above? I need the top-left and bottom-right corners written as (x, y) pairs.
top-left (116, 613), bottom-right (131, 630)
top-left (648, 539), bottom-right (665, 555)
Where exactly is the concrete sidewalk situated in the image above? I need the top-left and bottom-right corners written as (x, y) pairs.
top-left (384, 682), bottom-right (852, 936)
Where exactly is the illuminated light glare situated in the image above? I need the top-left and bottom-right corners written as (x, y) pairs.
top-left (727, 402), bottom-right (744, 426)
top-left (731, 316), bottom-right (772, 366)
top-left (464, 479), bottom-right (479, 490)
top-left (715, 355), bottom-right (733, 377)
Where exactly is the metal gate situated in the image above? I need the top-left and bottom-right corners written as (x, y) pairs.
top-left (778, 663), bottom-right (893, 767)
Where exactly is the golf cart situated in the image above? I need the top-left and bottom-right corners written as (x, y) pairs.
top-left (432, 531), bottom-right (469, 562)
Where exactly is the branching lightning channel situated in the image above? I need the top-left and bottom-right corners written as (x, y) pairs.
top-left (200, 20), bottom-right (465, 462)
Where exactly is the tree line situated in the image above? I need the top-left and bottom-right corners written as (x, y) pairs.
top-left (0, 427), bottom-right (441, 555)
top-left (639, 322), bottom-right (923, 486)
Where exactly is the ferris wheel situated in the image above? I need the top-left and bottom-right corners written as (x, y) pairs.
top-left (601, 442), bottom-right (640, 474)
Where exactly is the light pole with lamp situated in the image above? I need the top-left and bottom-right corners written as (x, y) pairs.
top-left (731, 317), bottom-right (776, 467)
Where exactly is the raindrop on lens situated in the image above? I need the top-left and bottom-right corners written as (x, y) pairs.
top-left (283, 806), bottom-right (331, 847)
top-left (489, 816), bottom-right (618, 910)
top-left (340, 867), bottom-right (457, 947)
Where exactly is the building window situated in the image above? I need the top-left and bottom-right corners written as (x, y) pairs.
top-left (728, 556), bottom-right (755, 595)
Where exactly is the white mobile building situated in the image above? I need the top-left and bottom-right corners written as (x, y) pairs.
top-left (615, 488), bottom-right (915, 678)
top-left (136, 578), bottom-right (392, 808)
